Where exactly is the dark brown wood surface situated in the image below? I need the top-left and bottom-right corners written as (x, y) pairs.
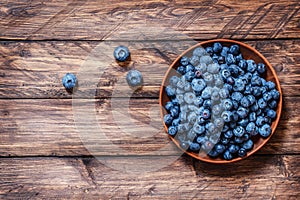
top-left (0, 0), bottom-right (299, 199)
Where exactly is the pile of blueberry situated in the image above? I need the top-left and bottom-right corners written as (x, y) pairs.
top-left (163, 42), bottom-right (280, 160)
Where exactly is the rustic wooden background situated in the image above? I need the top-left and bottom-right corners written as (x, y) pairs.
top-left (0, 0), bottom-right (299, 199)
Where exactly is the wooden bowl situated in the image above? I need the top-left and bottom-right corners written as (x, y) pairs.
top-left (159, 39), bottom-right (282, 163)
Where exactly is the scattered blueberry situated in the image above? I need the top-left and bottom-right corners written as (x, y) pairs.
top-left (126, 70), bottom-right (143, 87)
top-left (114, 46), bottom-right (130, 62)
top-left (62, 73), bottom-right (77, 90)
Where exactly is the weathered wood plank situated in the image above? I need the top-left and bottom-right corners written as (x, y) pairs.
top-left (0, 155), bottom-right (299, 199)
top-left (0, 0), bottom-right (299, 40)
top-left (0, 40), bottom-right (299, 99)
top-left (0, 98), bottom-right (298, 156)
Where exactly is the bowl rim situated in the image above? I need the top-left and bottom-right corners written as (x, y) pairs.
top-left (159, 39), bottom-right (283, 164)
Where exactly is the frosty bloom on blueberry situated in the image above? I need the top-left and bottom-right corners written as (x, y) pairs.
top-left (62, 73), bottom-right (77, 90)
top-left (162, 41), bottom-right (280, 161)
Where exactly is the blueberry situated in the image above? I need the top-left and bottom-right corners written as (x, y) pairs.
top-left (203, 99), bottom-right (212, 109)
top-left (221, 137), bottom-right (230, 145)
top-left (193, 124), bottom-right (206, 135)
top-left (269, 100), bottom-right (278, 109)
top-left (256, 116), bottom-right (266, 127)
top-left (215, 143), bottom-right (226, 154)
top-left (228, 144), bottom-right (240, 154)
top-left (207, 63), bottom-right (220, 74)
top-left (203, 73), bottom-right (214, 85)
top-left (238, 148), bottom-right (247, 157)
top-left (232, 100), bottom-right (239, 110)
top-left (261, 86), bottom-right (268, 94)
top-left (170, 107), bottom-right (179, 118)
top-left (223, 150), bottom-right (233, 160)
top-left (197, 116), bottom-right (206, 124)
top-left (212, 54), bottom-right (219, 63)
top-left (228, 64), bottom-right (239, 77)
top-left (247, 95), bottom-right (256, 106)
top-left (267, 109), bottom-right (276, 120)
top-left (169, 76), bottom-right (180, 87)
top-left (222, 124), bottom-right (230, 133)
top-left (201, 87), bottom-right (212, 99)
top-left (231, 92), bottom-right (243, 102)
top-left (189, 142), bottom-right (200, 152)
top-left (237, 107), bottom-right (249, 119)
top-left (165, 86), bottom-right (175, 98)
top-left (218, 56), bottom-right (226, 64)
top-left (233, 126), bottom-right (245, 137)
top-left (229, 44), bottom-right (240, 55)
top-left (263, 92), bottom-right (272, 102)
top-left (235, 54), bottom-right (243, 62)
top-left (234, 136), bottom-right (244, 144)
top-left (226, 54), bottom-right (236, 65)
top-left (238, 118), bottom-right (249, 127)
top-left (223, 83), bottom-right (233, 92)
top-left (126, 70), bottom-right (143, 87)
top-left (211, 90), bottom-right (220, 102)
top-left (244, 85), bottom-right (253, 95)
top-left (164, 114), bottom-right (173, 126)
top-left (240, 96), bottom-right (251, 108)
top-left (249, 112), bottom-right (257, 122)
top-left (168, 126), bottom-right (177, 136)
top-left (257, 63), bottom-right (266, 74)
top-left (223, 130), bottom-right (233, 139)
top-left (258, 98), bottom-right (267, 109)
top-left (114, 46), bottom-right (130, 62)
top-left (195, 96), bottom-right (204, 106)
top-left (250, 102), bottom-right (259, 112)
top-left (172, 118), bottom-right (180, 127)
top-left (212, 104), bottom-right (222, 116)
top-left (213, 42), bottom-right (222, 53)
top-left (233, 78), bottom-right (245, 92)
top-left (62, 73), bottom-right (77, 90)
top-left (229, 121), bottom-right (237, 129)
top-left (259, 124), bottom-right (272, 138)
top-left (246, 60), bottom-right (257, 73)
top-left (184, 92), bottom-right (196, 104)
top-left (226, 77), bottom-right (235, 85)
top-left (188, 112), bottom-right (197, 125)
top-left (214, 118), bottom-right (224, 128)
top-left (184, 71), bottom-right (195, 82)
top-left (197, 136), bottom-right (208, 144)
top-left (180, 141), bottom-right (189, 150)
top-left (220, 68), bottom-right (231, 80)
top-left (191, 78), bottom-right (206, 93)
top-left (252, 87), bottom-right (262, 97)
top-left (186, 64), bottom-right (195, 72)
top-left (165, 101), bottom-right (174, 111)
top-left (219, 88), bottom-right (230, 99)
top-left (202, 109), bottom-right (211, 119)
top-left (177, 65), bottom-right (186, 75)
top-left (206, 122), bottom-right (216, 133)
top-left (189, 56), bottom-right (199, 67)
top-left (271, 89), bottom-right (280, 100)
top-left (221, 46), bottom-right (229, 57)
top-left (239, 59), bottom-right (247, 70)
top-left (193, 47), bottom-right (206, 57)
top-left (208, 150), bottom-right (219, 158)
top-left (221, 111), bottom-right (233, 122)
top-left (243, 139), bottom-right (254, 150)
top-left (265, 81), bottom-right (276, 90)
top-left (205, 47), bottom-right (214, 56)
top-left (251, 75), bottom-right (262, 86)
top-left (180, 56), bottom-right (189, 66)
top-left (246, 122), bottom-right (256, 135)
top-left (200, 55), bottom-right (213, 65)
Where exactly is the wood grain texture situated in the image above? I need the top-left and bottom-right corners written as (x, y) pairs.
top-left (0, 155), bottom-right (299, 199)
top-left (0, 40), bottom-right (299, 99)
top-left (0, 0), bottom-right (299, 40)
top-left (0, 98), bottom-right (298, 156)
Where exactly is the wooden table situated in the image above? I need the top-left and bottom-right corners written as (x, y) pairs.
top-left (0, 0), bottom-right (299, 199)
